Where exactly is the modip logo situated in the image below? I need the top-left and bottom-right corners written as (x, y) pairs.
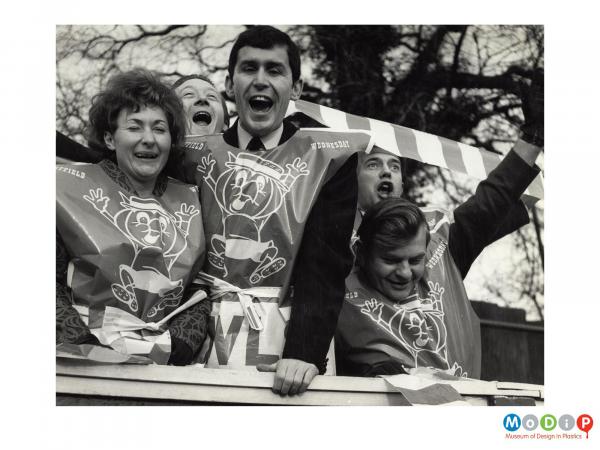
top-left (503, 413), bottom-right (593, 440)
top-left (503, 414), bottom-right (521, 432)
top-left (578, 414), bottom-right (593, 438)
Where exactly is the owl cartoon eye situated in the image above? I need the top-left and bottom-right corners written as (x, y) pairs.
top-left (135, 211), bottom-right (151, 226)
top-left (234, 169), bottom-right (248, 187)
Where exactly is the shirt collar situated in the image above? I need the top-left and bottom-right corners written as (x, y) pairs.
top-left (237, 122), bottom-right (284, 150)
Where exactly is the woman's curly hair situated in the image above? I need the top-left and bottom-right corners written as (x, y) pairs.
top-left (86, 68), bottom-right (186, 155)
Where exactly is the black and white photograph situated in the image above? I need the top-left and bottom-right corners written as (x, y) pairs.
top-left (3, 1), bottom-right (599, 448)
top-left (55, 23), bottom-right (545, 405)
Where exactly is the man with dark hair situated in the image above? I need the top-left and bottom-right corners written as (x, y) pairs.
top-left (354, 147), bottom-right (528, 238)
top-left (355, 198), bottom-right (430, 304)
top-left (337, 137), bottom-right (543, 378)
top-left (228, 25), bottom-right (301, 84)
top-left (179, 25), bottom-right (372, 395)
top-left (356, 150), bottom-right (404, 215)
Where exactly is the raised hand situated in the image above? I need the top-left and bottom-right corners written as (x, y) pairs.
top-left (197, 155), bottom-right (215, 175)
top-left (83, 188), bottom-right (110, 213)
top-left (426, 281), bottom-right (445, 308)
top-left (176, 203), bottom-right (200, 224)
top-left (361, 299), bottom-right (384, 321)
top-left (286, 157), bottom-right (309, 178)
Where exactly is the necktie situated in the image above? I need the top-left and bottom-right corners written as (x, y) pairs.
top-left (246, 136), bottom-right (265, 151)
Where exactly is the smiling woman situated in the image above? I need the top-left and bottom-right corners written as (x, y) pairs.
top-left (86, 69), bottom-right (187, 192)
top-left (56, 69), bottom-right (209, 366)
top-left (103, 106), bottom-right (172, 196)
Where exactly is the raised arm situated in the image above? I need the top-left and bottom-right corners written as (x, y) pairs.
top-left (449, 68), bottom-right (543, 277)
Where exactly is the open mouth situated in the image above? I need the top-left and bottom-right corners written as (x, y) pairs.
top-left (134, 152), bottom-right (158, 160)
top-left (377, 181), bottom-right (395, 198)
top-left (249, 95), bottom-right (273, 113)
top-left (192, 111), bottom-right (212, 126)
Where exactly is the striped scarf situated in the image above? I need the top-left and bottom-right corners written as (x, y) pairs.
top-left (288, 99), bottom-right (544, 201)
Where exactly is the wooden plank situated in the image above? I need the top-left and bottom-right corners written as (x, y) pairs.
top-left (56, 361), bottom-right (543, 398)
top-left (56, 393), bottom-right (497, 406)
top-left (56, 361), bottom-right (394, 393)
top-left (56, 374), bottom-right (543, 406)
top-left (496, 381), bottom-right (544, 391)
top-left (57, 375), bottom-right (411, 406)
top-left (496, 381), bottom-right (544, 399)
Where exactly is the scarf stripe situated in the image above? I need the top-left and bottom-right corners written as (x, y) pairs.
top-left (288, 99), bottom-right (544, 200)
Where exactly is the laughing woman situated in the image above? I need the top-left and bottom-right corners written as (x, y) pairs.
top-left (56, 69), bottom-right (208, 365)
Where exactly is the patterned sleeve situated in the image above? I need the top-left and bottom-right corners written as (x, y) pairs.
top-left (167, 282), bottom-right (211, 365)
top-left (56, 230), bottom-right (95, 344)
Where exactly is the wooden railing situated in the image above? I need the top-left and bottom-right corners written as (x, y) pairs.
top-left (56, 360), bottom-right (543, 406)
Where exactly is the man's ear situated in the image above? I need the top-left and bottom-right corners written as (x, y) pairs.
top-left (225, 75), bottom-right (235, 99)
top-left (104, 132), bottom-right (116, 150)
top-left (290, 78), bottom-right (304, 101)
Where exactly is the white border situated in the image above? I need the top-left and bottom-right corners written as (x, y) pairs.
top-left (2, 1), bottom-right (598, 449)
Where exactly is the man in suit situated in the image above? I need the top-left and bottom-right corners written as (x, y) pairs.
top-left (182, 26), bottom-right (368, 395)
